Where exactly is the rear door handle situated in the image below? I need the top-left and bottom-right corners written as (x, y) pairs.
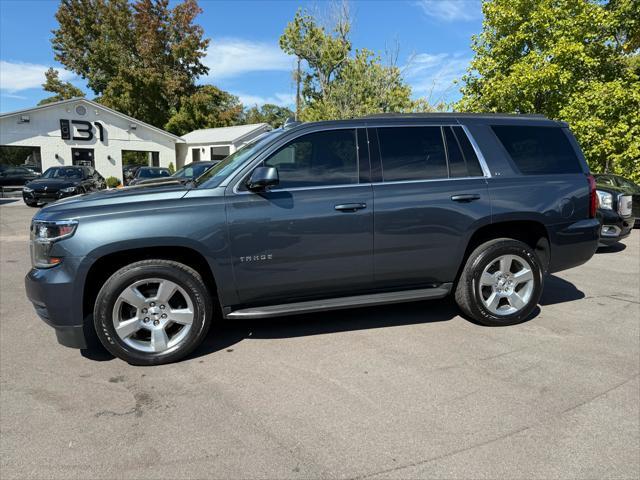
top-left (451, 194), bottom-right (481, 202)
top-left (335, 203), bottom-right (367, 212)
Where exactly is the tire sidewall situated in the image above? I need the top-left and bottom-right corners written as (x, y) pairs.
top-left (467, 241), bottom-right (543, 325)
top-left (94, 262), bottom-right (210, 365)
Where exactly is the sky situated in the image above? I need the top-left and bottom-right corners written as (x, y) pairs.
top-left (0, 0), bottom-right (483, 114)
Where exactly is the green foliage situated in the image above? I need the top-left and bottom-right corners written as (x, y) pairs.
top-left (168, 162), bottom-right (175, 174)
top-left (38, 68), bottom-right (84, 105)
top-left (122, 151), bottom-right (149, 166)
top-left (457, 0), bottom-right (639, 180)
top-left (165, 85), bottom-right (243, 136)
top-left (105, 176), bottom-right (121, 188)
top-left (244, 104), bottom-right (294, 128)
top-left (0, 147), bottom-right (35, 166)
top-left (280, 7), bottom-right (427, 120)
top-left (52, 0), bottom-right (209, 128)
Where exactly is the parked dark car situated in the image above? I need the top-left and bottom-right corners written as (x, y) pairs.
top-left (22, 166), bottom-right (106, 207)
top-left (25, 114), bottom-right (601, 365)
top-left (128, 167), bottom-right (171, 186)
top-left (593, 179), bottom-right (635, 246)
top-left (594, 173), bottom-right (639, 228)
top-left (135, 161), bottom-right (218, 186)
top-left (122, 164), bottom-right (146, 186)
top-left (0, 165), bottom-right (39, 187)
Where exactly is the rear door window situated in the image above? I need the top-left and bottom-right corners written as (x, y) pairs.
top-left (264, 129), bottom-right (358, 189)
top-left (445, 127), bottom-right (484, 178)
top-left (492, 126), bottom-right (582, 175)
top-left (377, 126), bottom-right (447, 182)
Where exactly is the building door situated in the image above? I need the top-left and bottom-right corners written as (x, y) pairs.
top-left (72, 148), bottom-right (94, 167)
top-left (192, 148), bottom-right (201, 162)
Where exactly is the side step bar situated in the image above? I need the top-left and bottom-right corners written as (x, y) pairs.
top-left (225, 283), bottom-right (453, 319)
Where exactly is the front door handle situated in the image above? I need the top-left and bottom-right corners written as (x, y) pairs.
top-left (451, 194), bottom-right (481, 202)
top-left (335, 203), bottom-right (367, 212)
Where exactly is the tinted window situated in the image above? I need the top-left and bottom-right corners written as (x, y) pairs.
top-left (264, 129), bottom-right (358, 189)
top-left (41, 167), bottom-right (83, 179)
top-left (378, 127), bottom-right (447, 182)
top-left (445, 127), bottom-right (484, 178)
top-left (492, 126), bottom-right (582, 175)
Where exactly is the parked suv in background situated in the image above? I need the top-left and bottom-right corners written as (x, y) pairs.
top-left (593, 175), bottom-right (636, 245)
top-left (25, 114), bottom-right (600, 365)
top-left (594, 173), bottom-right (639, 229)
top-left (22, 166), bottom-right (105, 207)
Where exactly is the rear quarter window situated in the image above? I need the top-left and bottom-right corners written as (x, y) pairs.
top-left (491, 126), bottom-right (582, 175)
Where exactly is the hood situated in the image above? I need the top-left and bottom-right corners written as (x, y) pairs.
top-left (26, 178), bottom-right (78, 190)
top-left (595, 183), bottom-right (628, 195)
top-left (36, 182), bottom-right (191, 219)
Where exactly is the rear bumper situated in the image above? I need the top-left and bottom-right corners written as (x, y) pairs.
top-left (548, 218), bottom-right (600, 273)
top-left (25, 261), bottom-right (87, 349)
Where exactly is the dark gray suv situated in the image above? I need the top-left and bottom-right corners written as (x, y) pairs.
top-left (25, 114), bottom-right (601, 365)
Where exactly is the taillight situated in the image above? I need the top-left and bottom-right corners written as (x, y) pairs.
top-left (587, 174), bottom-right (598, 218)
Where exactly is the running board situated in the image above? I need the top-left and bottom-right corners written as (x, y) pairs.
top-left (225, 283), bottom-right (452, 319)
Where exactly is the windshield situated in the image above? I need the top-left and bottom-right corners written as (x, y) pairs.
top-left (139, 168), bottom-right (169, 178)
top-left (195, 131), bottom-right (282, 188)
top-left (174, 163), bottom-right (212, 178)
top-left (41, 167), bottom-right (83, 179)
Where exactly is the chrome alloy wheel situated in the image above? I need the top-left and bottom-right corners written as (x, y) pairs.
top-left (112, 278), bottom-right (195, 353)
top-left (478, 254), bottom-right (535, 316)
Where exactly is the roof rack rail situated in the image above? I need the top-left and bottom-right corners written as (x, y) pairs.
top-left (359, 112), bottom-right (547, 119)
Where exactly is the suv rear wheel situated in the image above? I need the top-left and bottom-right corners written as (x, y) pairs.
top-left (455, 238), bottom-right (543, 326)
top-left (93, 259), bottom-right (212, 365)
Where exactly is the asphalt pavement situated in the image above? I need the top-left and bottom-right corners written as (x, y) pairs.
top-left (1, 199), bottom-right (638, 479)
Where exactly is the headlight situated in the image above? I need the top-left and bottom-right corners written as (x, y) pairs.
top-left (30, 220), bottom-right (78, 268)
top-left (23, 187), bottom-right (33, 193)
top-left (596, 190), bottom-right (613, 210)
top-left (60, 186), bottom-right (76, 193)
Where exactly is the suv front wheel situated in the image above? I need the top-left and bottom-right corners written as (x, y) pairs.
top-left (455, 238), bottom-right (543, 326)
top-left (94, 259), bottom-right (212, 365)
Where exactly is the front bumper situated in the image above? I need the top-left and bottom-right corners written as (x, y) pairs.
top-left (598, 209), bottom-right (634, 246)
top-left (25, 260), bottom-right (87, 349)
top-left (23, 190), bottom-right (76, 205)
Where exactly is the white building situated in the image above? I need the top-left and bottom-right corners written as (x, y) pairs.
top-left (0, 98), bottom-right (183, 180)
top-left (176, 123), bottom-right (272, 168)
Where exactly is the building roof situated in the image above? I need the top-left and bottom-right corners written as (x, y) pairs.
top-left (0, 97), bottom-right (184, 142)
top-left (181, 123), bottom-right (271, 145)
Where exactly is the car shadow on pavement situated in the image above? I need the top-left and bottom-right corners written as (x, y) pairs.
top-left (79, 275), bottom-right (585, 363)
top-left (596, 243), bottom-right (627, 254)
top-left (539, 274), bottom-right (585, 306)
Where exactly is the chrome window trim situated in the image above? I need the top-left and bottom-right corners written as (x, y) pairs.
top-left (229, 123), bottom-right (491, 195)
top-left (459, 125), bottom-right (492, 178)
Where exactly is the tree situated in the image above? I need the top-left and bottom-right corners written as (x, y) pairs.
top-left (457, 0), bottom-right (639, 180)
top-left (164, 86), bottom-right (243, 136)
top-left (38, 68), bottom-right (85, 105)
top-left (279, 6), bottom-right (425, 121)
top-left (51, 0), bottom-right (209, 127)
top-left (244, 104), bottom-right (294, 128)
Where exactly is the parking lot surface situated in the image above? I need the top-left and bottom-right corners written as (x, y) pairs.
top-left (1, 199), bottom-right (639, 479)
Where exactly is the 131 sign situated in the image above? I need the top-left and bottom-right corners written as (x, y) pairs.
top-left (60, 119), bottom-right (105, 142)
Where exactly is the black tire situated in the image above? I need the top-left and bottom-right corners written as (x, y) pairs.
top-left (24, 200), bottom-right (39, 207)
top-left (454, 238), bottom-right (543, 326)
top-left (93, 259), bottom-right (213, 365)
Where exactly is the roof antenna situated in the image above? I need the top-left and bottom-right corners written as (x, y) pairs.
top-left (283, 117), bottom-right (299, 129)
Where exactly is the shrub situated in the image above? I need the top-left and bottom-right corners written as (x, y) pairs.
top-left (106, 176), bottom-right (121, 188)
top-left (168, 161), bottom-right (175, 174)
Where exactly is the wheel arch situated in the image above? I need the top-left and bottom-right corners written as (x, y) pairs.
top-left (456, 219), bottom-right (551, 285)
top-left (82, 245), bottom-right (220, 322)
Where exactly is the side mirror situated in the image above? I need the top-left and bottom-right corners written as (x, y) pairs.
top-left (247, 166), bottom-right (279, 191)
